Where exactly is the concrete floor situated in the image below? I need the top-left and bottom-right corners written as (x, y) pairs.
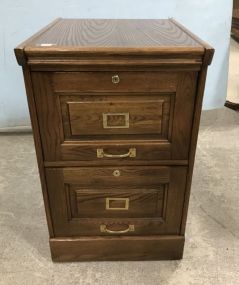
top-left (0, 107), bottom-right (239, 285)
top-left (1, 40), bottom-right (239, 284)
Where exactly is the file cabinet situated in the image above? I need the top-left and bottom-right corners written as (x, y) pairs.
top-left (15, 18), bottom-right (214, 261)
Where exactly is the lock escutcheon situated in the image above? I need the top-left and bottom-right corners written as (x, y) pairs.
top-left (113, 170), bottom-right (121, 177)
top-left (112, 75), bottom-right (120, 84)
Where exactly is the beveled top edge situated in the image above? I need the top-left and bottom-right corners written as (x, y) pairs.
top-left (14, 18), bottom-right (214, 67)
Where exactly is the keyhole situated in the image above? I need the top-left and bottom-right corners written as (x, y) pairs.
top-left (113, 170), bottom-right (121, 177)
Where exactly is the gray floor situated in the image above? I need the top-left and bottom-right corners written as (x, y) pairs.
top-left (0, 107), bottom-right (239, 285)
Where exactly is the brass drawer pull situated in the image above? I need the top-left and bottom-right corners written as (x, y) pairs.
top-left (97, 148), bottom-right (136, 158)
top-left (100, 224), bottom-right (134, 234)
top-left (112, 74), bottom-right (120, 84)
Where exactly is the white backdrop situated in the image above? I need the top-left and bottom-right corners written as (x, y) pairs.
top-left (0, 0), bottom-right (233, 129)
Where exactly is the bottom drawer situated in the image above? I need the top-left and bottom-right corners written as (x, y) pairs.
top-left (46, 166), bottom-right (187, 236)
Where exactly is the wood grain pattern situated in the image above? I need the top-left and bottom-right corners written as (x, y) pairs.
top-left (28, 58), bottom-right (203, 70)
top-left (14, 18), bottom-right (213, 69)
top-left (31, 71), bottom-right (196, 162)
top-left (52, 71), bottom-right (178, 93)
top-left (68, 186), bottom-right (165, 219)
top-left (14, 18), bottom-right (61, 66)
top-left (180, 47), bottom-right (214, 234)
top-left (180, 66), bottom-right (209, 234)
top-left (50, 235), bottom-right (185, 261)
top-left (172, 72), bottom-right (197, 159)
top-left (46, 166), bottom-right (187, 236)
top-left (63, 166), bottom-right (170, 186)
top-left (22, 19), bottom-right (202, 48)
top-left (170, 18), bottom-right (214, 66)
top-left (15, 18), bottom-right (214, 261)
top-left (60, 142), bottom-right (171, 161)
top-left (62, 94), bottom-right (171, 139)
top-left (22, 67), bottom-right (54, 237)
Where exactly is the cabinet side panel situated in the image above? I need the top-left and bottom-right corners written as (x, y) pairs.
top-left (172, 72), bottom-right (198, 159)
top-left (180, 66), bottom-right (209, 234)
top-left (22, 67), bottom-right (54, 237)
top-left (31, 72), bottom-right (62, 161)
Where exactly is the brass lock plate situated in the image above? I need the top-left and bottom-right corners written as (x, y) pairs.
top-left (112, 74), bottom-right (120, 84)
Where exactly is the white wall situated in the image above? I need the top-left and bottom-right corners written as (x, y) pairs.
top-left (0, 0), bottom-right (232, 129)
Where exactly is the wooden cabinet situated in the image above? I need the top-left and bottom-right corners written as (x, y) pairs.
top-left (15, 18), bottom-right (214, 261)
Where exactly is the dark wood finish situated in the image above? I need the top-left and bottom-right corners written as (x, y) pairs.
top-left (31, 71), bottom-right (197, 162)
top-left (15, 18), bottom-right (214, 261)
top-left (170, 18), bottom-right (214, 66)
top-left (61, 93), bottom-right (172, 138)
top-left (225, 100), bottom-right (239, 110)
top-left (180, 60), bottom-right (210, 234)
top-left (22, 67), bottom-right (54, 237)
top-left (60, 142), bottom-right (172, 161)
top-left (21, 19), bottom-right (202, 48)
top-left (50, 235), bottom-right (185, 261)
top-left (44, 159), bottom-right (189, 167)
top-left (15, 18), bottom-right (214, 69)
top-left (46, 167), bottom-right (187, 236)
top-left (52, 71), bottom-right (178, 92)
top-left (14, 18), bottom-right (61, 66)
top-left (69, 187), bottom-right (165, 218)
top-left (62, 166), bottom-right (170, 186)
top-left (232, 8), bottom-right (239, 42)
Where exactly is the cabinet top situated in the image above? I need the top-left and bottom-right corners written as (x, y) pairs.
top-left (15, 18), bottom-right (214, 68)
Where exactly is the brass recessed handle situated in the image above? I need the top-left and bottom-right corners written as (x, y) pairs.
top-left (112, 75), bottom-right (120, 84)
top-left (103, 112), bottom-right (129, 129)
top-left (97, 148), bottom-right (136, 158)
top-left (100, 224), bottom-right (134, 234)
top-left (106, 197), bottom-right (129, 210)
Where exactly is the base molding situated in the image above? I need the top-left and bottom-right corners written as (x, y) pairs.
top-left (50, 235), bottom-right (185, 261)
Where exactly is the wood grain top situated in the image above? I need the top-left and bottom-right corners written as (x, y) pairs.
top-left (24, 18), bottom-right (203, 48)
top-left (15, 18), bottom-right (214, 67)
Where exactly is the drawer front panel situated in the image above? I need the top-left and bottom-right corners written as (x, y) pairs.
top-left (63, 94), bottom-right (171, 138)
top-left (68, 187), bottom-right (165, 219)
top-left (52, 71), bottom-right (178, 92)
top-left (46, 166), bottom-right (187, 236)
top-left (60, 142), bottom-right (171, 161)
top-left (32, 71), bottom-right (197, 161)
top-left (63, 166), bottom-right (170, 186)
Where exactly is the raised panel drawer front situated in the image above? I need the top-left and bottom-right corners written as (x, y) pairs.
top-left (32, 71), bottom-right (197, 162)
top-left (46, 166), bottom-right (187, 236)
top-left (61, 94), bottom-right (172, 139)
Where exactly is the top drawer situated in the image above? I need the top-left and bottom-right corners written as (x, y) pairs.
top-left (52, 72), bottom-right (178, 93)
top-left (32, 71), bottom-right (197, 162)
